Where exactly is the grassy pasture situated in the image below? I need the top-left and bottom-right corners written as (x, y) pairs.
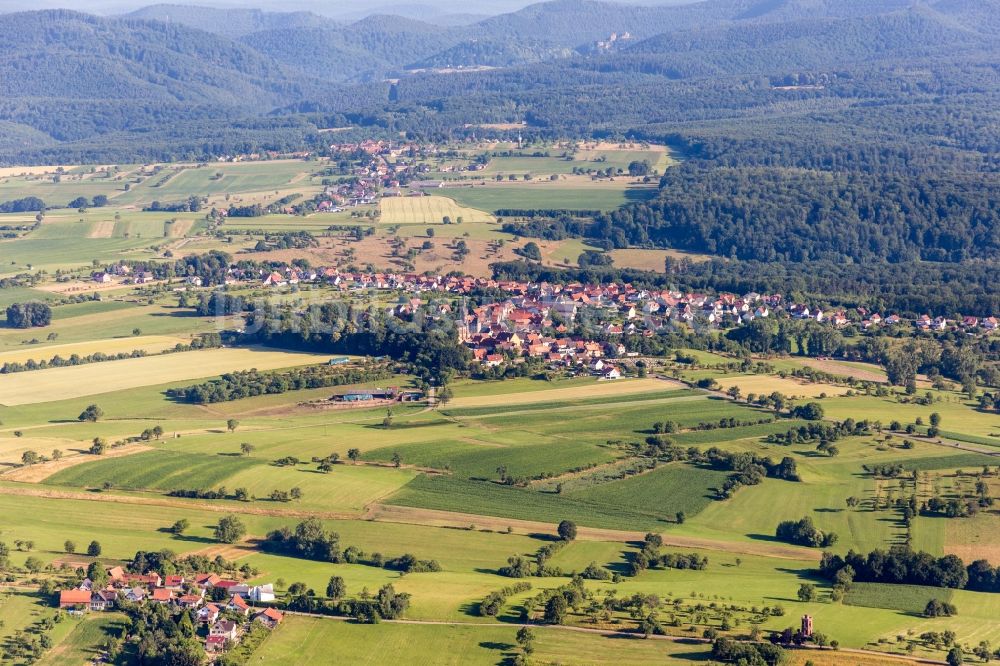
top-left (0, 302), bottom-right (217, 355)
top-left (44, 448), bottom-right (418, 513)
top-left (823, 392), bottom-right (1000, 441)
top-left (365, 438), bottom-right (618, 480)
top-left (38, 613), bottom-right (127, 666)
top-left (253, 617), bottom-right (707, 665)
top-left (112, 161), bottom-right (318, 206)
top-left (441, 182), bottom-right (656, 212)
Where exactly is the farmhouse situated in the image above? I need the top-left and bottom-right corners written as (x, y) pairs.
top-left (58, 589), bottom-right (92, 609)
top-left (254, 607), bottom-right (284, 629)
top-left (210, 620), bottom-right (240, 641)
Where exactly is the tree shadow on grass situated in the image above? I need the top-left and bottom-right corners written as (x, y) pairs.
top-left (745, 533), bottom-right (785, 543)
top-left (164, 533), bottom-right (216, 546)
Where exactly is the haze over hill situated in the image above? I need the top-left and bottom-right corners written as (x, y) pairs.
top-left (0, 0), bottom-right (996, 165)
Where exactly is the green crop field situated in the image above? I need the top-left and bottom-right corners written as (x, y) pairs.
top-left (845, 583), bottom-right (953, 614)
top-left (385, 472), bottom-right (717, 531)
top-left (566, 464), bottom-right (727, 520)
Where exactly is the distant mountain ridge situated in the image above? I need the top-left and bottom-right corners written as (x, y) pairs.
top-left (124, 4), bottom-right (335, 37)
top-left (0, 0), bottom-right (998, 162)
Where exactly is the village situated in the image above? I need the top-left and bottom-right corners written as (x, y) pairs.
top-left (57, 568), bottom-right (282, 657)
top-left (88, 262), bottom-right (1000, 378)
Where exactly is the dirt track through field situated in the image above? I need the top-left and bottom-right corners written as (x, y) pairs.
top-left (0, 444), bottom-right (153, 482)
top-left (365, 504), bottom-right (821, 560)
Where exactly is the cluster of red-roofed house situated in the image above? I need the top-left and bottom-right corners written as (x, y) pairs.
top-left (205, 265), bottom-right (1000, 347)
top-left (58, 567), bottom-right (282, 655)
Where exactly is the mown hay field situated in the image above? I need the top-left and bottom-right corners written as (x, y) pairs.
top-left (378, 195), bottom-right (494, 224)
top-left (0, 347), bottom-right (325, 405)
top-left (0, 335), bottom-right (187, 365)
top-left (446, 377), bottom-right (680, 408)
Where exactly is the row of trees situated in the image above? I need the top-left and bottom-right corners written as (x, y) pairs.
top-left (166, 363), bottom-right (393, 404)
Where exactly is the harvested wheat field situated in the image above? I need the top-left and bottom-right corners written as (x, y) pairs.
top-left (0, 347), bottom-right (325, 405)
top-left (379, 195), bottom-right (493, 224)
top-left (0, 335), bottom-right (187, 365)
top-left (447, 377), bottom-right (684, 408)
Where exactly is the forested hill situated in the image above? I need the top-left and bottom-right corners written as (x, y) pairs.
top-left (0, 0), bottom-right (999, 168)
top-left (244, 15), bottom-right (456, 82)
top-left (124, 4), bottom-right (334, 38)
top-left (0, 10), bottom-right (329, 147)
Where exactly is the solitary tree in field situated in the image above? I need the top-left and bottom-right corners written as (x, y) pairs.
top-left (797, 583), bottom-right (817, 602)
top-left (240, 442), bottom-right (255, 456)
top-left (930, 412), bottom-right (941, 427)
top-left (327, 576), bottom-right (346, 601)
top-left (90, 438), bottom-right (107, 455)
top-left (391, 452), bottom-right (402, 468)
top-left (51, 449), bottom-right (63, 461)
top-left (557, 520), bottom-right (577, 541)
top-left (171, 519), bottom-right (189, 535)
top-left (152, 425), bottom-right (164, 440)
top-left (214, 515), bottom-right (246, 544)
top-left (87, 540), bottom-right (102, 557)
top-left (226, 419), bottom-right (239, 433)
top-left (64, 540), bottom-right (76, 554)
top-left (20, 450), bottom-right (39, 466)
top-left (78, 404), bottom-right (104, 422)
top-left (348, 448), bottom-right (361, 464)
